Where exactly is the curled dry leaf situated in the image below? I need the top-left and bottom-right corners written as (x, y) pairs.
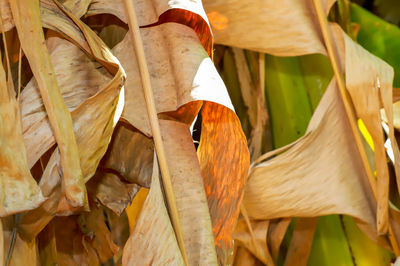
top-left (21, 37), bottom-right (112, 168)
top-left (87, 0), bottom-right (212, 54)
top-left (242, 80), bottom-right (390, 249)
top-left (79, 206), bottom-right (119, 263)
top-left (233, 219), bottom-right (271, 264)
top-left (101, 124), bottom-right (154, 188)
top-left (203, 0), bottom-right (336, 56)
top-left (53, 216), bottom-right (100, 266)
top-left (19, 1), bottom-right (125, 235)
top-left (10, 0), bottom-right (86, 208)
top-left (0, 49), bottom-right (44, 216)
top-left (335, 24), bottom-right (400, 234)
top-left (95, 0), bottom-right (249, 262)
top-left (88, 171), bottom-right (140, 216)
top-left (198, 102), bottom-right (250, 264)
top-left (122, 155), bottom-right (184, 266)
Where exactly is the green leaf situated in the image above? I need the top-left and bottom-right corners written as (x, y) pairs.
top-left (350, 3), bottom-right (400, 87)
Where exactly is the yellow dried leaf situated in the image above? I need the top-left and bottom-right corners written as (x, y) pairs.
top-left (0, 47), bottom-right (44, 216)
top-left (9, 0), bottom-right (86, 207)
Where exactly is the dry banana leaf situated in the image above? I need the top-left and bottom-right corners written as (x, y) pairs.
top-left (10, 0), bottom-right (86, 208)
top-left (2, 216), bottom-right (38, 266)
top-left (268, 218), bottom-right (292, 261)
top-left (0, 47), bottom-right (44, 217)
top-left (53, 216), bottom-right (100, 266)
top-left (111, 22), bottom-right (232, 136)
top-left (96, 1), bottom-right (249, 262)
top-left (331, 24), bottom-right (400, 234)
top-left (283, 218), bottom-right (318, 266)
top-left (233, 219), bottom-right (271, 264)
top-left (203, 0), bottom-right (336, 56)
top-left (79, 206), bottom-right (119, 263)
top-left (87, 0), bottom-right (212, 54)
top-left (159, 120), bottom-right (217, 265)
top-left (100, 124), bottom-right (154, 188)
top-left (21, 37), bottom-right (112, 168)
top-left (87, 172), bottom-right (140, 216)
top-left (233, 247), bottom-right (264, 266)
top-left (242, 80), bottom-right (389, 249)
top-left (122, 155), bottom-right (184, 266)
top-left (0, 1), bottom-right (14, 33)
top-left (37, 221), bottom-right (58, 266)
top-left (19, 30), bottom-right (124, 238)
top-left (198, 102), bottom-right (250, 264)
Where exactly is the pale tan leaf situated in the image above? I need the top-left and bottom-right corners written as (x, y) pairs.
top-left (268, 218), bottom-right (291, 261)
top-left (10, 0), bottom-right (86, 207)
top-left (203, 0), bottom-right (336, 56)
top-left (233, 219), bottom-right (271, 264)
top-left (284, 218), bottom-right (318, 266)
top-left (86, 0), bottom-right (212, 53)
top-left (0, 47), bottom-right (44, 216)
top-left (122, 156), bottom-right (184, 266)
top-left (233, 247), bottom-right (264, 266)
top-left (330, 25), bottom-right (400, 234)
top-left (22, 37), bottom-right (112, 168)
top-left (112, 22), bottom-right (232, 136)
top-left (0, 1), bottom-right (14, 33)
top-left (90, 1), bottom-right (248, 262)
top-left (243, 80), bottom-right (389, 249)
top-left (160, 120), bottom-right (218, 265)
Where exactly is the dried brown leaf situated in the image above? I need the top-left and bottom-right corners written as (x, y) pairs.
top-left (80, 206), bottom-right (119, 263)
top-left (101, 124), bottom-right (154, 188)
top-left (88, 172), bottom-right (140, 216)
top-left (283, 218), bottom-right (318, 266)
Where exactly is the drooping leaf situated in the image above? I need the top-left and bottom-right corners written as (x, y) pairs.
top-left (203, 0), bottom-right (336, 56)
top-left (122, 155), bottom-right (184, 265)
top-left (243, 80), bottom-right (389, 249)
top-left (10, 0), bottom-right (86, 208)
top-left (0, 45), bottom-right (44, 216)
